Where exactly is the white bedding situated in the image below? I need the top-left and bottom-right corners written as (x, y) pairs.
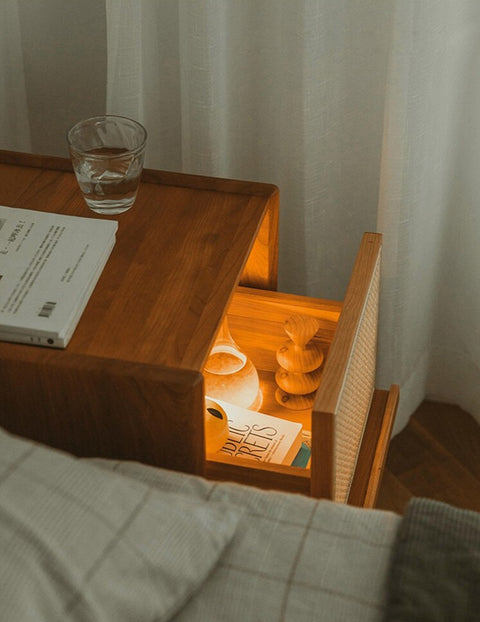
top-left (0, 426), bottom-right (401, 621)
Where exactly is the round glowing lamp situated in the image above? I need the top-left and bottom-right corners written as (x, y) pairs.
top-left (204, 318), bottom-right (262, 411)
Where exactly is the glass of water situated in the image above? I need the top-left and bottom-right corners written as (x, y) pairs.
top-left (67, 115), bottom-right (147, 215)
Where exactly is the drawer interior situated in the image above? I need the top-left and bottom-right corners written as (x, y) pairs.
top-left (207, 285), bottom-right (342, 437)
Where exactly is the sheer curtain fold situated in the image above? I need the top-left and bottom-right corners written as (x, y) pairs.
top-left (377, 2), bottom-right (480, 427)
top-left (0, 0), bottom-right (31, 151)
top-left (105, 0), bottom-right (144, 119)
top-left (106, 0), bottom-right (183, 169)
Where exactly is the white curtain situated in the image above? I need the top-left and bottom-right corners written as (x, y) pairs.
top-left (2, 1), bottom-right (480, 432)
top-left (378, 2), bottom-right (480, 430)
top-left (0, 0), bottom-right (30, 151)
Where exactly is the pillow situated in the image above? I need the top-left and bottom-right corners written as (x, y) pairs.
top-left (0, 427), bottom-right (241, 622)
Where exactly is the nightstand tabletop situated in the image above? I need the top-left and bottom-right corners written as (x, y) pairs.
top-left (0, 151), bottom-right (279, 370)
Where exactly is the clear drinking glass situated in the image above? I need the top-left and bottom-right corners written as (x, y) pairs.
top-left (67, 115), bottom-right (147, 215)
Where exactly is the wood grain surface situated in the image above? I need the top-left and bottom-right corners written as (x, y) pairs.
top-left (0, 150), bottom-right (279, 370)
top-left (377, 400), bottom-right (480, 513)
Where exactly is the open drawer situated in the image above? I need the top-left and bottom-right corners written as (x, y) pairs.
top-left (206, 233), bottom-right (399, 506)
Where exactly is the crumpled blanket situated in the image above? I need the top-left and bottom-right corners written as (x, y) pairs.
top-left (384, 497), bottom-right (480, 622)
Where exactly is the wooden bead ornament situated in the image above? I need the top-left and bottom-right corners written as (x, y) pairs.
top-left (275, 314), bottom-right (324, 410)
top-left (275, 366), bottom-right (322, 395)
top-left (276, 314), bottom-right (324, 373)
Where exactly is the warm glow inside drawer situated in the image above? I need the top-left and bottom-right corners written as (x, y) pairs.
top-left (224, 286), bottom-right (342, 433)
top-left (204, 285), bottom-right (343, 482)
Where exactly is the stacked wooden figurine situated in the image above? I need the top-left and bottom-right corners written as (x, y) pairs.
top-left (275, 314), bottom-right (324, 410)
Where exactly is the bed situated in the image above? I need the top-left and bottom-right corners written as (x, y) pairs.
top-left (1, 425), bottom-right (479, 622)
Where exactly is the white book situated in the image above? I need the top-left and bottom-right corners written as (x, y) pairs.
top-left (210, 397), bottom-right (303, 465)
top-left (0, 206), bottom-right (117, 348)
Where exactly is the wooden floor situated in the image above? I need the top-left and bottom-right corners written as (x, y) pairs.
top-left (376, 400), bottom-right (480, 515)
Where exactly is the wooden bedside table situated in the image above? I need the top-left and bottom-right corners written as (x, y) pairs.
top-left (0, 151), bottom-right (398, 507)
